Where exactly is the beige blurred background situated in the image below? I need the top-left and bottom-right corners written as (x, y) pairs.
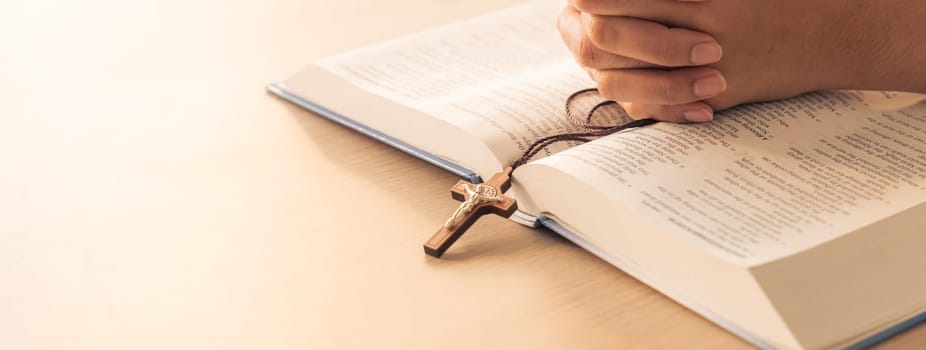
top-left (0, 0), bottom-right (922, 349)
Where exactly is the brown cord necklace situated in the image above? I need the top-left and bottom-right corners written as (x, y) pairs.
top-left (424, 89), bottom-right (658, 257)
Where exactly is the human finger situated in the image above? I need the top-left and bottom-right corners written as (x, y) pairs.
top-left (581, 14), bottom-right (722, 67)
top-left (618, 101), bottom-right (715, 123)
top-left (558, 5), bottom-right (657, 69)
top-left (588, 66), bottom-right (727, 105)
top-left (569, 0), bottom-right (705, 27)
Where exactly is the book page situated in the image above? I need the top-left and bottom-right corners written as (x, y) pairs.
top-left (533, 91), bottom-right (926, 264)
top-left (315, 0), bottom-right (610, 165)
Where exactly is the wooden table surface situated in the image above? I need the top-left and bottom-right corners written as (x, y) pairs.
top-left (1, 0), bottom-right (923, 348)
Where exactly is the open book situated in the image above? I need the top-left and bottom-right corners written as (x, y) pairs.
top-left (268, 1), bottom-right (926, 348)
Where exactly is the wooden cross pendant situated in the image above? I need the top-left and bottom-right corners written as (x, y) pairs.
top-left (424, 167), bottom-right (518, 258)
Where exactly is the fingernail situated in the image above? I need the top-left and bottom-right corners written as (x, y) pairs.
top-left (693, 74), bottom-right (727, 97)
top-left (684, 109), bottom-right (714, 123)
top-left (690, 42), bottom-right (723, 65)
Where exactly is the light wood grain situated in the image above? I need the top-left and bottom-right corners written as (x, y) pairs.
top-left (0, 0), bottom-right (922, 349)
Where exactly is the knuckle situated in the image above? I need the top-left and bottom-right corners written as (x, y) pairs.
top-left (660, 75), bottom-right (690, 104)
top-left (656, 38), bottom-right (678, 67)
top-left (640, 27), bottom-right (687, 67)
top-left (621, 103), bottom-right (648, 120)
top-left (585, 15), bottom-right (612, 47)
top-left (575, 38), bottom-right (601, 68)
top-left (660, 77), bottom-right (676, 103)
top-left (657, 104), bottom-right (681, 122)
top-left (597, 73), bottom-right (626, 101)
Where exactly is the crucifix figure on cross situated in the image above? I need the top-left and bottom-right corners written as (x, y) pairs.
top-left (424, 167), bottom-right (518, 258)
